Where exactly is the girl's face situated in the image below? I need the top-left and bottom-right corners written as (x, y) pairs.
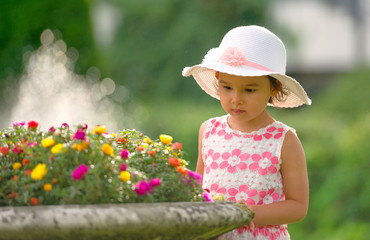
top-left (218, 73), bottom-right (275, 128)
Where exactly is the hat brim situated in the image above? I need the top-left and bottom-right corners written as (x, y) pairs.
top-left (182, 64), bottom-right (312, 108)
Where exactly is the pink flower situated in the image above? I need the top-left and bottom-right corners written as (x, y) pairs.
top-left (73, 130), bottom-right (86, 140)
top-left (12, 122), bottom-right (25, 127)
top-left (120, 149), bottom-right (130, 159)
top-left (170, 142), bottom-right (182, 151)
top-left (12, 145), bottom-right (24, 154)
top-left (119, 163), bottom-right (127, 171)
top-left (218, 47), bottom-right (249, 67)
top-left (48, 126), bottom-right (56, 133)
top-left (149, 178), bottom-right (161, 187)
top-left (203, 192), bottom-right (213, 202)
top-left (71, 164), bottom-right (89, 180)
top-left (61, 123), bottom-right (69, 129)
top-left (134, 181), bottom-right (152, 195)
top-left (187, 170), bottom-right (202, 184)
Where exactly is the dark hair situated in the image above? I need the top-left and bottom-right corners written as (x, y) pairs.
top-left (267, 76), bottom-right (288, 104)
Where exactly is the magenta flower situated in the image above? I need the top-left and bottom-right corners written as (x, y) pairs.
top-left (203, 192), bottom-right (213, 202)
top-left (12, 145), bottom-right (24, 154)
top-left (71, 164), bottom-right (89, 180)
top-left (73, 130), bottom-right (86, 140)
top-left (48, 126), bottom-right (56, 133)
top-left (12, 121), bottom-right (25, 127)
top-left (149, 178), bottom-right (161, 187)
top-left (134, 181), bottom-right (152, 195)
top-left (120, 149), bottom-right (130, 159)
top-left (119, 163), bottom-right (127, 171)
top-left (187, 170), bottom-right (202, 184)
top-left (61, 123), bottom-right (69, 129)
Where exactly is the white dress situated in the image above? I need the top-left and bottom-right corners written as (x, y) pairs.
top-left (202, 115), bottom-right (292, 240)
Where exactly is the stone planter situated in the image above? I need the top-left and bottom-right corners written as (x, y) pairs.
top-left (0, 201), bottom-right (254, 240)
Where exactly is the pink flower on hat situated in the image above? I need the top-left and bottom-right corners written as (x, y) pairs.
top-left (218, 47), bottom-right (248, 67)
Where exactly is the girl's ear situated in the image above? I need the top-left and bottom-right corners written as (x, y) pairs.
top-left (271, 88), bottom-right (279, 96)
top-left (271, 80), bottom-right (282, 96)
top-left (215, 71), bottom-right (219, 79)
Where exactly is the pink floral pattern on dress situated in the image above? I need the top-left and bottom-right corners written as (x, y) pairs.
top-left (249, 151), bottom-right (279, 175)
top-left (226, 185), bottom-right (258, 205)
top-left (219, 149), bottom-right (249, 173)
top-left (258, 188), bottom-right (280, 205)
top-left (202, 115), bottom-right (291, 240)
top-left (209, 183), bottom-right (226, 195)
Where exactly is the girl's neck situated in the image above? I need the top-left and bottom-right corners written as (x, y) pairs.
top-left (227, 110), bottom-right (275, 133)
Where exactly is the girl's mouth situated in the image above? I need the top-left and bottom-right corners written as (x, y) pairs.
top-left (232, 109), bottom-right (245, 114)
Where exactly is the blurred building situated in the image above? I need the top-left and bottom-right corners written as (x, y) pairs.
top-left (269, 0), bottom-right (369, 93)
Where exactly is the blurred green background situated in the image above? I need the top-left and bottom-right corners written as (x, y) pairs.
top-left (0, 0), bottom-right (369, 239)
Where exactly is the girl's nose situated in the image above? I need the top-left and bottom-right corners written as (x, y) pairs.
top-left (231, 92), bottom-right (243, 105)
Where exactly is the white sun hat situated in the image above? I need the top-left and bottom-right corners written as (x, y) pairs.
top-left (182, 25), bottom-right (311, 108)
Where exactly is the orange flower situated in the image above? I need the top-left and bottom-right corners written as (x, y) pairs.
top-left (22, 158), bottom-right (30, 165)
top-left (43, 183), bottom-right (53, 192)
top-left (30, 197), bottom-right (39, 206)
top-left (168, 157), bottom-right (181, 167)
top-left (52, 178), bottom-right (58, 184)
top-left (0, 146), bottom-right (10, 156)
top-left (176, 166), bottom-right (188, 175)
top-left (148, 150), bottom-right (156, 157)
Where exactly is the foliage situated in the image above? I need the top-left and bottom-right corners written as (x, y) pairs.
top-left (0, 0), bottom-right (95, 82)
top-left (96, 0), bottom-right (271, 99)
top-left (0, 121), bottom-right (208, 206)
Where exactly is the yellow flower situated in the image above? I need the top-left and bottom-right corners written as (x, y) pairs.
top-left (43, 183), bottom-right (53, 192)
top-left (159, 134), bottom-right (173, 145)
top-left (72, 143), bottom-right (78, 150)
top-left (13, 162), bottom-right (22, 170)
top-left (31, 164), bottom-right (47, 181)
top-left (120, 171), bottom-right (130, 182)
top-left (73, 142), bottom-right (89, 152)
top-left (92, 125), bottom-right (107, 134)
top-left (101, 144), bottom-right (114, 156)
top-left (51, 143), bottom-right (65, 154)
top-left (144, 137), bottom-right (151, 144)
top-left (41, 137), bottom-right (55, 148)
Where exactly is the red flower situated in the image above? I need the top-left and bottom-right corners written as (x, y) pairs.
top-left (27, 121), bottom-right (39, 130)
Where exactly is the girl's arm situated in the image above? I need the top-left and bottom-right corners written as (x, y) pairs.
top-left (249, 130), bottom-right (309, 225)
top-left (195, 122), bottom-right (206, 187)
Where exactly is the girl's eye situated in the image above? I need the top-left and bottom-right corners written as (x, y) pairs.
top-left (222, 86), bottom-right (232, 90)
top-left (245, 89), bottom-right (255, 93)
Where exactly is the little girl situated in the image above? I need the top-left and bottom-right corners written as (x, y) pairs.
top-left (182, 26), bottom-right (311, 239)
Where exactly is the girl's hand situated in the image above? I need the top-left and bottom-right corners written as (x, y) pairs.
top-left (238, 199), bottom-right (256, 231)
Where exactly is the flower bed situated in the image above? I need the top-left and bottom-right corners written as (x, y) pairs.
top-left (0, 121), bottom-right (209, 206)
